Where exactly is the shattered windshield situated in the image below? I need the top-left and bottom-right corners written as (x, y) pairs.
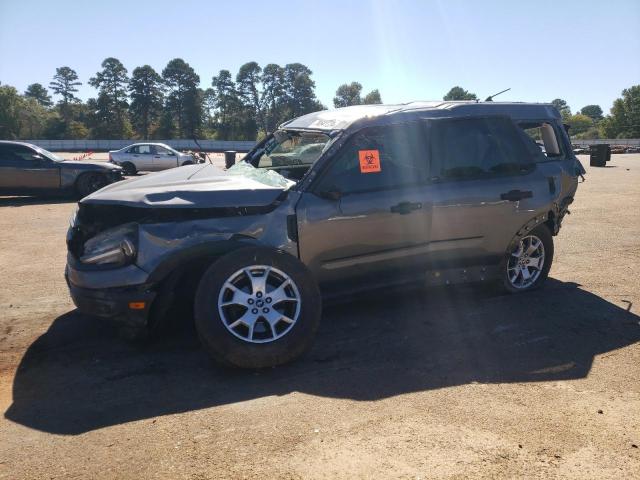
top-left (226, 162), bottom-right (296, 189)
top-left (248, 130), bottom-right (332, 182)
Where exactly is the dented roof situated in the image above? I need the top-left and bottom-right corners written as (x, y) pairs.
top-left (281, 101), bottom-right (562, 132)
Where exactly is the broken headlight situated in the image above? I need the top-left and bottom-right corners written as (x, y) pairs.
top-left (80, 223), bottom-right (138, 266)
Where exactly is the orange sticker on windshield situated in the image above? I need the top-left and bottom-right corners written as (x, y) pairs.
top-left (359, 150), bottom-right (381, 173)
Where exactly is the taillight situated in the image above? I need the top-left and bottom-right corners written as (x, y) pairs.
top-left (108, 153), bottom-right (113, 162)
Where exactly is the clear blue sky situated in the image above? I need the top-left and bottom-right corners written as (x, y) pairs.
top-left (1, 0), bottom-right (638, 114)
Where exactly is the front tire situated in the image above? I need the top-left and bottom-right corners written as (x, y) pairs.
top-left (194, 247), bottom-right (322, 368)
top-left (501, 224), bottom-right (554, 293)
top-left (75, 172), bottom-right (108, 198)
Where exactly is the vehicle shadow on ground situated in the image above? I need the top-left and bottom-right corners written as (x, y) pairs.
top-left (0, 196), bottom-right (76, 207)
top-left (5, 278), bottom-right (640, 435)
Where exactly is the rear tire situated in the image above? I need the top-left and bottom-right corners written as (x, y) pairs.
top-left (500, 224), bottom-right (554, 293)
top-left (121, 162), bottom-right (137, 176)
top-left (75, 172), bottom-right (108, 198)
top-left (194, 247), bottom-right (321, 368)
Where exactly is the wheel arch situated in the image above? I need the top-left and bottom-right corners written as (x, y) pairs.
top-left (146, 237), bottom-right (274, 285)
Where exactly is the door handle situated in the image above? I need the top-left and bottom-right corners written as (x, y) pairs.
top-left (390, 201), bottom-right (422, 214)
top-left (500, 190), bottom-right (533, 202)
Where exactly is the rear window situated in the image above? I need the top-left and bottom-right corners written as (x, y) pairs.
top-left (429, 117), bottom-right (534, 181)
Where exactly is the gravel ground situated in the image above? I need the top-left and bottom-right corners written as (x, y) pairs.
top-left (0, 155), bottom-right (639, 479)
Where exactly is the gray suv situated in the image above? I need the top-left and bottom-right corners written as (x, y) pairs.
top-left (65, 102), bottom-right (583, 368)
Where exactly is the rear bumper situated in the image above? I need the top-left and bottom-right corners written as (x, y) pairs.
top-left (66, 273), bottom-right (156, 329)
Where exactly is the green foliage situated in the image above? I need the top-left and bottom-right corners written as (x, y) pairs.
top-left (0, 85), bottom-right (23, 139)
top-left (574, 127), bottom-right (600, 140)
top-left (262, 64), bottom-right (286, 132)
top-left (283, 63), bottom-right (324, 118)
top-left (162, 58), bottom-right (202, 138)
top-left (334, 82), bottom-right (363, 108)
top-left (598, 86), bottom-right (640, 139)
top-left (24, 83), bottom-right (52, 108)
top-left (18, 97), bottom-right (51, 138)
top-left (566, 114), bottom-right (593, 136)
top-left (551, 98), bottom-right (571, 121)
top-left (363, 89), bottom-right (382, 105)
top-left (129, 65), bottom-right (164, 139)
top-left (49, 66), bottom-right (82, 121)
top-left (579, 104), bottom-right (603, 122)
top-left (89, 57), bottom-right (132, 139)
top-left (333, 82), bottom-right (382, 107)
top-left (443, 86), bottom-right (478, 101)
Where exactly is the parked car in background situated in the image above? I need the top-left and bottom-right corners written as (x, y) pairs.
top-left (66, 102), bottom-right (583, 369)
top-left (0, 141), bottom-right (123, 198)
top-left (108, 143), bottom-right (195, 175)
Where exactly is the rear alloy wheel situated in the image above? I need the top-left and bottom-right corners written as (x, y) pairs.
top-left (501, 224), bottom-right (553, 293)
top-left (76, 172), bottom-right (108, 198)
top-left (194, 247), bottom-right (321, 368)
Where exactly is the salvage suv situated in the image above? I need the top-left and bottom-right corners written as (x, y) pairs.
top-left (66, 102), bottom-right (583, 368)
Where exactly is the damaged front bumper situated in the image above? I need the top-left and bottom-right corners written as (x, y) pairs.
top-left (65, 266), bottom-right (156, 330)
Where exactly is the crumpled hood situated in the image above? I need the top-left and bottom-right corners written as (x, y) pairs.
top-left (80, 163), bottom-right (287, 209)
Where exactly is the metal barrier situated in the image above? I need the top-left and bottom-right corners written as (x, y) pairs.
top-left (571, 139), bottom-right (640, 146)
top-left (24, 139), bottom-right (257, 152)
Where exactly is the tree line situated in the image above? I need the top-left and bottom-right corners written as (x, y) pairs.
top-left (0, 58), bottom-right (383, 141)
top-left (2, 67), bottom-right (638, 140)
top-left (442, 85), bottom-right (640, 139)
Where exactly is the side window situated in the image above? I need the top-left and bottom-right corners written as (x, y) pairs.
top-left (154, 146), bottom-right (170, 155)
top-left (127, 146), bottom-right (138, 154)
top-left (138, 145), bottom-right (152, 154)
top-left (316, 123), bottom-right (429, 194)
top-left (0, 145), bottom-right (10, 165)
top-left (429, 117), bottom-right (533, 181)
top-left (518, 122), bottom-right (564, 160)
top-left (0, 145), bottom-right (38, 163)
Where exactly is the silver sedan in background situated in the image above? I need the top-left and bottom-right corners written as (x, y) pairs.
top-left (108, 143), bottom-right (195, 175)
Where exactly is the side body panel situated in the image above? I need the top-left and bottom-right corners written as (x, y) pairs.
top-left (296, 186), bottom-right (432, 284)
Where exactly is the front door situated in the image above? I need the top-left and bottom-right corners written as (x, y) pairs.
top-left (425, 116), bottom-right (552, 267)
top-left (0, 144), bottom-right (60, 193)
top-left (129, 145), bottom-right (154, 170)
top-left (296, 122), bottom-right (432, 287)
top-left (151, 145), bottom-right (178, 170)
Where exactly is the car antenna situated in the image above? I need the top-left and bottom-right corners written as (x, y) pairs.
top-left (484, 88), bottom-right (511, 102)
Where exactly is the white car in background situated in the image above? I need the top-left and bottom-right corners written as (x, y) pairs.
top-left (108, 143), bottom-right (195, 175)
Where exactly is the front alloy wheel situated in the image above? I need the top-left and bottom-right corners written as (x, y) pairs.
top-left (194, 247), bottom-right (321, 368)
top-left (218, 265), bottom-right (301, 343)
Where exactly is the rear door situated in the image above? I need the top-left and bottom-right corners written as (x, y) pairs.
top-left (425, 116), bottom-right (552, 266)
top-left (0, 144), bottom-right (60, 192)
top-left (296, 122), bottom-right (432, 286)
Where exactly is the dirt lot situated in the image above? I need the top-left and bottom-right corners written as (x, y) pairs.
top-left (1, 155), bottom-right (639, 479)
